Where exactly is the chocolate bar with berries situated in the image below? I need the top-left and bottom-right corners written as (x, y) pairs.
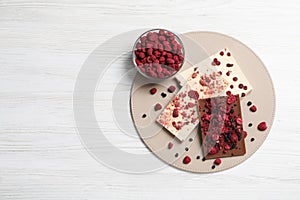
top-left (198, 94), bottom-right (246, 159)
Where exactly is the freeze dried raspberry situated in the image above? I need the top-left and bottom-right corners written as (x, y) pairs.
top-left (226, 71), bottom-right (232, 76)
top-left (168, 142), bottom-right (173, 149)
top-left (167, 85), bottom-right (176, 93)
top-left (224, 144), bottom-right (231, 150)
top-left (187, 102), bottom-right (195, 108)
top-left (172, 121), bottom-right (182, 130)
top-left (188, 90), bottom-right (199, 100)
top-left (154, 103), bottom-right (162, 111)
top-left (150, 88), bottom-right (157, 95)
top-left (227, 94), bottom-right (236, 104)
top-left (214, 158), bottom-right (222, 165)
top-left (173, 109), bottom-right (179, 118)
top-left (230, 133), bottom-right (239, 143)
top-left (209, 147), bottom-right (218, 155)
top-left (183, 156), bottom-right (191, 164)
top-left (250, 105), bottom-right (257, 112)
top-left (243, 131), bottom-right (248, 138)
top-left (236, 117), bottom-right (243, 125)
top-left (258, 122), bottom-right (267, 131)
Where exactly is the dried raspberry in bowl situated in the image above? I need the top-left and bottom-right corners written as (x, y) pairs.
top-left (132, 29), bottom-right (185, 80)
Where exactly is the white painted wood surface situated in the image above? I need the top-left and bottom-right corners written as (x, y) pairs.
top-left (0, 0), bottom-right (299, 199)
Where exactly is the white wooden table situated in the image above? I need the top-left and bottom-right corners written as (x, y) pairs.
top-left (0, 0), bottom-right (299, 199)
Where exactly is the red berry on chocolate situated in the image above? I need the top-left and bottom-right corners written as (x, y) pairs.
top-left (150, 88), bottom-right (157, 95)
top-left (188, 90), bottom-right (199, 100)
top-left (258, 122), bottom-right (267, 131)
top-left (173, 109), bottom-right (179, 118)
top-left (227, 94), bottom-right (236, 104)
top-left (236, 117), bottom-right (243, 125)
top-left (154, 103), bottom-right (162, 111)
top-left (214, 158), bottom-right (222, 165)
top-left (188, 102), bottom-right (195, 108)
top-left (209, 147), bottom-right (218, 155)
top-left (224, 144), bottom-right (231, 150)
top-left (230, 133), bottom-right (239, 143)
top-left (243, 131), bottom-right (248, 138)
top-left (183, 156), bottom-right (191, 164)
top-left (250, 105), bottom-right (257, 112)
top-left (212, 133), bottom-right (219, 141)
top-left (168, 85), bottom-right (176, 93)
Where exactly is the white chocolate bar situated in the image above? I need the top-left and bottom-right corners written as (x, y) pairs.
top-left (157, 83), bottom-right (199, 141)
top-left (176, 48), bottom-right (253, 96)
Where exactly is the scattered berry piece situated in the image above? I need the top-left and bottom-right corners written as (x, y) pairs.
top-left (154, 103), bottom-right (162, 111)
top-left (250, 105), bottom-right (257, 112)
top-left (233, 77), bottom-right (238, 81)
top-left (238, 83), bottom-right (244, 89)
top-left (258, 122), bottom-right (267, 131)
top-left (247, 101), bottom-right (252, 106)
top-left (150, 88), bottom-right (157, 95)
top-left (214, 158), bottom-right (222, 165)
top-left (168, 142), bottom-right (173, 149)
top-left (167, 85), bottom-right (176, 93)
top-left (183, 156), bottom-right (191, 164)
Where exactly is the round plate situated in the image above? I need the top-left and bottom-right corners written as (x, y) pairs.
top-left (130, 31), bottom-right (275, 173)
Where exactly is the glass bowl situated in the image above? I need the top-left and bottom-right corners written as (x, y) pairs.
top-left (132, 28), bottom-right (185, 81)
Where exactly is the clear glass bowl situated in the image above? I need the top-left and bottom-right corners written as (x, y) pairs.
top-left (132, 29), bottom-right (185, 81)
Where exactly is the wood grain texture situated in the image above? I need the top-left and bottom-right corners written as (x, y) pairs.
top-left (0, 0), bottom-right (299, 199)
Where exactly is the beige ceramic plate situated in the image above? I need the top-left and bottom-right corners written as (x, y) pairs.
top-left (130, 31), bottom-right (275, 173)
